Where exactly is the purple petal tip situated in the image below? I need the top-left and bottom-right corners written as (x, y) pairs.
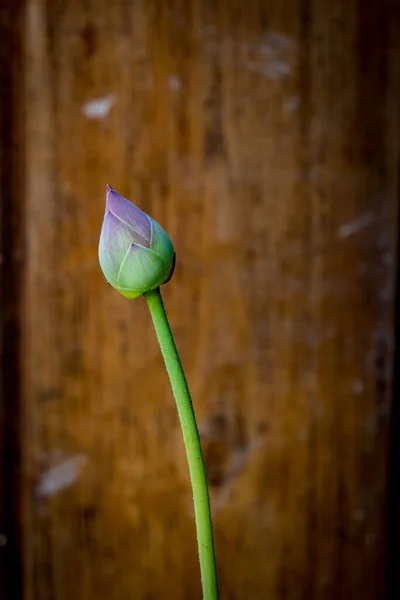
top-left (105, 185), bottom-right (119, 211)
top-left (103, 187), bottom-right (151, 245)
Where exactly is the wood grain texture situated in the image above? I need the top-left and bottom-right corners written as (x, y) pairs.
top-left (11, 0), bottom-right (400, 599)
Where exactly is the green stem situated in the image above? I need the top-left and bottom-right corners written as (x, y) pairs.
top-left (144, 288), bottom-right (219, 600)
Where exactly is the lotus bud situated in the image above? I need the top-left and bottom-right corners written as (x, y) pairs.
top-left (98, 186), bottom-right (175, 299)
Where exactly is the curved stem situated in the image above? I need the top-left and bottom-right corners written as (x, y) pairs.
top-left (144, 288), bottom-right (219, 600)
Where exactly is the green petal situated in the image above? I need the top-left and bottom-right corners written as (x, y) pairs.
top-left (99, 211), bottom-right (135, 283)
top-left (149, 217), bottom-right (175, 264)
top-left (117, 244), bottom-right (168, 294)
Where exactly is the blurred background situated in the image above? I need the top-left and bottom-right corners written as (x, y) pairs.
top-left (1, 0), bottom-right (399, 599)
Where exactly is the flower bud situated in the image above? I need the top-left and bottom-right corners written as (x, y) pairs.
top-left (98, 186), bottom-right (175, 299)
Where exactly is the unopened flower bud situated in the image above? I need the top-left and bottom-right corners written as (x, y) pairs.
top-left (98, 186), bottom-right (175, 299)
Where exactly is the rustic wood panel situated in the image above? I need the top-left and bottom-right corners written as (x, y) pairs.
top-left (5, 0), bottom-right (399, 599)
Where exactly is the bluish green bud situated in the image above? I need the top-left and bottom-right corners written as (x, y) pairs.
top-left (99, 186), bottom-right (175, 299)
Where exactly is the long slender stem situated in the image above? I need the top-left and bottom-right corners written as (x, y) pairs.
top-left (144, 288), bottom-right (218, 600)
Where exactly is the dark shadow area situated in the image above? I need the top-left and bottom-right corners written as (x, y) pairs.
top-left (0, 2), bottom-right (24, 599)
top-left (385, 166), bottom-right (400, 599)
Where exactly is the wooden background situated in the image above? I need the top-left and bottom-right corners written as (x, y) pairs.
top-left (1, 0), bottom-right (399, 599)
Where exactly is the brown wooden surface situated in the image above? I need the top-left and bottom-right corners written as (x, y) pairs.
top-left (1, 0), bottom-right (399, 599)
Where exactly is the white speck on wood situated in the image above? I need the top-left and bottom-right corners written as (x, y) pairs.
top-left (266, 31), bottom-right (297, 50)
top-left (352, 380), bottom-right (364, 394)
top-left (36, 455), bottom-right (87, 497)
top-left (379, 282), bottom-right (393, 302)
top-left (168, 75), bottom-right (182, 91)
top-left (203, 28), bottom-right (296, 80)
top-left (338, 213), bottom-right (375, 238)
top-left (203, 24), bottom-right (217, 36)
top-left (353, 508), bottom-right (365, 522)
top-left (284, 96), bottom-right (301, 112)
top-left (82, 95), bottom-right (115, 119)
top-left (382, 252), bottom-right (394, 266)
top-left (243, 59), bottom-right (292, 80)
